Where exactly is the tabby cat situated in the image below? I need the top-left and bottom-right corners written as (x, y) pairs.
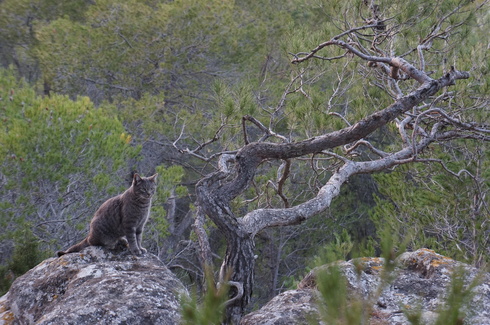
top-left (57, 173), bottom-right (158, 257)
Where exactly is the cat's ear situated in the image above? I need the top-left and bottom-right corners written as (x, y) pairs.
top-left (133, 173), bottom-right (142, 184)
top-left (149, 173), bottom-right (158, 182)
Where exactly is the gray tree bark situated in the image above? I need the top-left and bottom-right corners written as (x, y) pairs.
top-left (194, 57), bottom-right (478, 322)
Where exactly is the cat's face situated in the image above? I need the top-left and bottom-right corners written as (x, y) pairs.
top-left (132, 173), bottom-right (158, 199)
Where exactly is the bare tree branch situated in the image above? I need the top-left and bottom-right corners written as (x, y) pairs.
top-left (242, 115), bottom-right (289, 143)
top-left (223, 281), bottom-right (244, 307)
top-left (192, 208), bottom-right (213, 268)
top-left (238, 134), bottom-right (438, 236)
top-left (292, 37), bottom-right (434, 84)
top-left (214, 67), bottom-right (469, 203)
top-left (345, 139), bottom-right (388, 158)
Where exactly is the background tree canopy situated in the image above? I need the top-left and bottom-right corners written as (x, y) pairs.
top-left (0, 0), bottom-right (488, 321)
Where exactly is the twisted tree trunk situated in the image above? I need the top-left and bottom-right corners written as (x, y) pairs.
top-left (195, 167), bottom-right (255, 324)
top-left (194, 64), bottom-right (473, 322)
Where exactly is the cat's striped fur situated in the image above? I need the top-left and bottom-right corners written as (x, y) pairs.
top-left (57, 173), bottom-right (158, 257)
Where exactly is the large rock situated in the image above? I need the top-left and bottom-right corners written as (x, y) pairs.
top-left (241, 289), bottom-right (322, 325)
top-left (0, 246), bottom-right (188, 324)
top-left (241, 249), bottom-right (490, 325)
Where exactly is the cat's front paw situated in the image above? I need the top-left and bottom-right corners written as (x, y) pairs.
top-left (140, 247), bottom-right (147, 254)
top-left (129, 247), bottom-right (142, 256)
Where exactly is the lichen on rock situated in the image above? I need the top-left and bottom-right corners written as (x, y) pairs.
top-left (242, 248), bottom-right (490, 325)
top-left (0, 246), bottom-right (188, 325)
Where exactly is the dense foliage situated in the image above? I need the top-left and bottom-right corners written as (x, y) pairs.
top-left (0, 0), bottom-right (488, 322)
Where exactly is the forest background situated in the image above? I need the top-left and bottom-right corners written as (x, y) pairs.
top-left (0, 0), bottom-right (488, 316)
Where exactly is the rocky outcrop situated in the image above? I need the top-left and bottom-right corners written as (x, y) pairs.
top-left (241, 249), bottom-right (490, 325)
top-left (0, 246), bottom-right (187, 324)
top-left (241, 289), bottom-right (321, 325)
top-left (2, 247), bottom-right (488, 325)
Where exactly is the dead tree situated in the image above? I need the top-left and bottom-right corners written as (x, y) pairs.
top-left (189, 7), bottom-right (489, 323)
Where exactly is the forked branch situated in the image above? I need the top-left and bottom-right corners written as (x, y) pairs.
top-left (291, 34), bottom-right (433, 84)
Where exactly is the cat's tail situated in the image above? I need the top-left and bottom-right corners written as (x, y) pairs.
top-left (57, 238), bottom-right (90, 257)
